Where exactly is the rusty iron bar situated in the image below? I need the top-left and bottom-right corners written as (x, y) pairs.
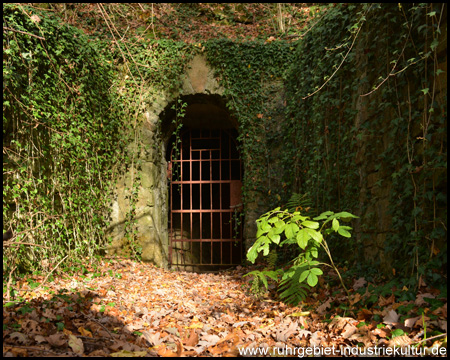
top-left (169, 129), bottom-right (242, 269)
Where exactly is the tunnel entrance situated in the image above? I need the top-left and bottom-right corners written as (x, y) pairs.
top-left (168, 128), bottom-right (243, 271)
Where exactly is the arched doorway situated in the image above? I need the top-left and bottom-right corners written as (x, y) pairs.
top-left (168, 128), bottom-right (243, 271)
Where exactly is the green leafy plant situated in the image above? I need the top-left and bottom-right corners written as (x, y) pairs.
top-left (169, 98), bottom-right (188, 183)
top-left (244, 269), bottom-right (280, 298)
top-left (246, 207), bottom-right (358, 304)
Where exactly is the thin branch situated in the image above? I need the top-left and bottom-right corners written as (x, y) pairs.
top-left (412, 333), bottom-right (447, 345)
top-left (360, 19), bottom-right (412, 97)
top-left (14, 256), bottom-right (68, 294)
top-left (302, 5), bottom-right (371, 100)
top-left (299, 9), bottom-right (328, 39)
top-left (3, 242), bottom-right (50, 249)
top-left (3, 26), bottom-right (45, 40)
top-left (302, 25), bottom-right (362, 100)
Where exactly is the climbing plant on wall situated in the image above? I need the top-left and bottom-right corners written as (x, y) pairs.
top-left (109, 38), bottom-right (196, 258)
top-left (3, 3), bottom-right (445, 285)
top-left (205, 39), bottom-right (296, 211)
top-left (3, 3), bottom-right (128, 273)
top-left (284, 3), bottom-right (447, 285)
top-left (2, 4), bottom-right (198, 271)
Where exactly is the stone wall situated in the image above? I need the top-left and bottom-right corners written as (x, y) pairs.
top-left (105, 54), bottom-right (251, 268)
top-left (352, 10), bottom-right (447, 269)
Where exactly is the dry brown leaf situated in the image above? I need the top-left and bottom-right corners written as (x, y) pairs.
top-left (9, 332), bottom-right (29, 345)
top-left (78, 326), bottom-right (93, 337)
top-left (383, 309), bottom-right (399, 325)
top-left (404, 316), bottom-right (421, 329)
top-left (328, 317), bottom-right (356, 331)
top-left (349, 326), bottom-right (376, 347)
top-left (357, 308), bottom-right (372, 321)
top-left (349, 292), bottom-right (362, 305)
top-left (47, 333), bottom-right (66, 347)
top-left (184, 328), bottom-right (199, 347)
top-left (415, 293), bottom-right (435, 306)
top-left (372, 327), bottom-right (391, 338)
top-left (68, 334), bottom-right (84, 355)
top-left (317, 298), bottom-right (332, 315)
top-left (142, 330), bottom-right (162, 346)
top-left (379, 293), bottom-right (395, 307)
top-left (352, 277), bottom-right (367, 290)
top-left (388, 335), bottom-right (412, 347)
top-left (341, 323), bottom-right (357, 339)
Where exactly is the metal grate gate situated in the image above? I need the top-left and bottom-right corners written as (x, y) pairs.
top-left (168, 129), bottom-right (243, 270)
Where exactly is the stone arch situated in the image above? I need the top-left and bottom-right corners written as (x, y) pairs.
top-left (160, 93), bottom-right (242, 271)
top-left (106, 55), bottom-right (243, 269)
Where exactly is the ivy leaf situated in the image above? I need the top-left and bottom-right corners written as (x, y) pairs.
top-left (430, 39), bottom-right (439, 52)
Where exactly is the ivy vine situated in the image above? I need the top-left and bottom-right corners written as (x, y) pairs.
top-left (284, 3), bottom-right (447, 285)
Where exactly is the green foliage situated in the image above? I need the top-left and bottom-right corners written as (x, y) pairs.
top-left (278, 269), bottom-right (311, 306)
top-left (205, 39), bottom-right (296, 210)
top-left (3, 2), bottom-right (446, 289)
top-left (3, 3), bottom-right (127, 274)
top-left (283, 3), bottom-right (447, 283)
top-left (2, 4), bottom-right (197, 275)
top-left (246, 207), bottom-right (357, 304)
top-left (243, 269), bottom-right (281, 298)
top-left (110, 39), bottom-right (196, 260)
top-left (285, 192), bottom-right (317, 216)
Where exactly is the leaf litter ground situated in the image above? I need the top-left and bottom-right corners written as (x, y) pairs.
top-left (3, 259), bottom-right (447, 357)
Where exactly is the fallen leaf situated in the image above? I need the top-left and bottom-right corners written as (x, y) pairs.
top-left (47, 333), bottom-right (66, 347)
top-left (353, 277), bottom-right (367, 290)
top-left (78, 327), bottom-right (93, 337)
top-left (379, 293), bottom-right (395, 307)
top-left (328, 317), bottom-right (356, 331)
top-left (349, 293), bottom-right (362, 305)
top-left (357, 308), bottom-right (372, 321)
top-left (68, 334), bottom-right (84, 355)
top-left (198, 334), bottom-right (220, 347)
top-left (383, 309), bottom-right (399, 326)
top-left (142, 330), bottom-right (162, 346)
top-left (437, 319), bottom-right (447, 332)
top-left (298, 329), bottom-right (312, 339)
top-left (9, 332), bottom-right (29, 345)
top-left (373, 327), bottom-right (391, 338)
top-left (309, 331), bottom-right (322, 347)
top-left (389, 335), bottom-right (412, 347)
top-left (341, 323), bottom-right (357, 339)
top-left (317, 298), bottom-right (332, 315)
top-left (415, 293), bottom-right (435, 306)
top-left (110, 350), bottom-right (149, 357)
top-left (404, 316), bottom-right (421, 329)
top-left (184, 329), bottom-right (198, 347)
